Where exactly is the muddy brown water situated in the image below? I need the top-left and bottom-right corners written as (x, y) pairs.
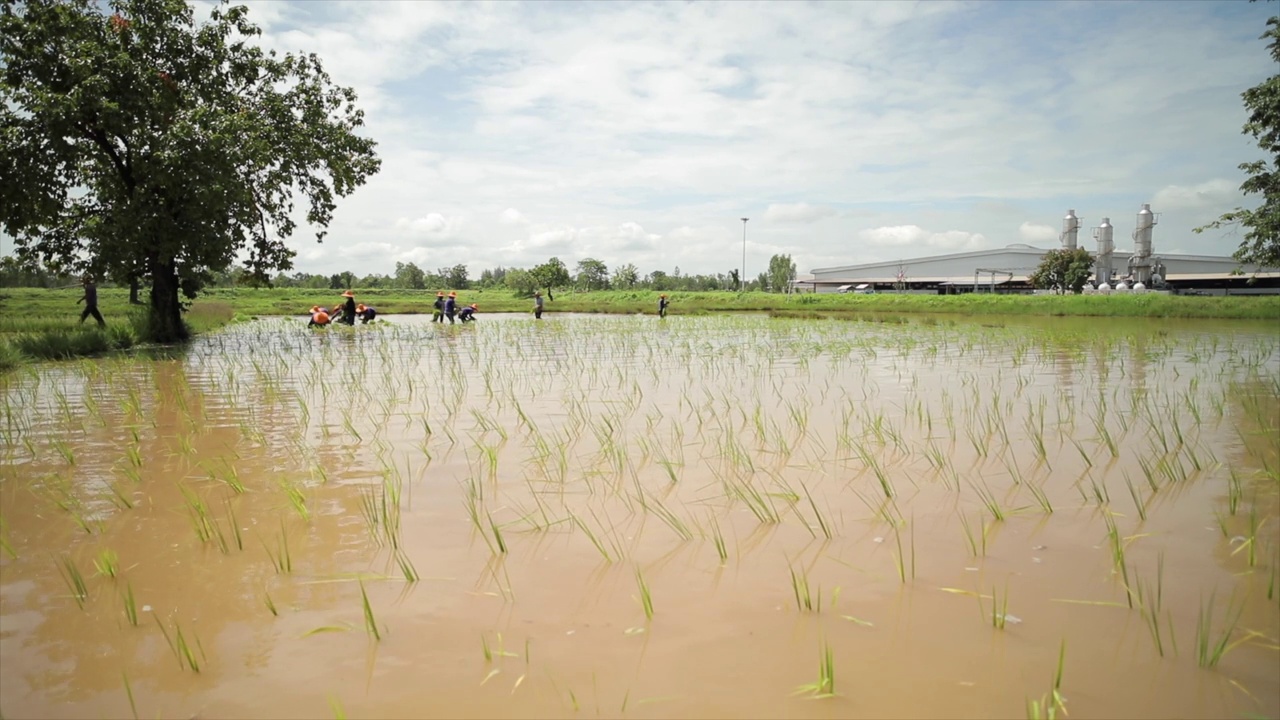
top-left (1, 313), bottom-right (1277, 719)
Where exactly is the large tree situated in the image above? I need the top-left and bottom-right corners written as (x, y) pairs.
top-left (575, 257), bottom-right (609, 291)
top-left (766, 253), bottom-right (796, 294)
top-left (530, 257), bottom-right (570, 298)
top-left (1029, 248), bottom-right (1095, 294)
top-left (0, 0), bottom-right (380, 341)
top-left (1194, 13), bottom-right (1280, 268)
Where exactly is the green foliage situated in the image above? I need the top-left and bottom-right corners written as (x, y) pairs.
top-left (576, 258), bottom-right (610, 291)
top-left (530, 257), bottom-right (571, 294)
top-left (1029, 248), bottom-right (1095, 294)
top-left (612, 262), bottom-right (640, 289)
top-left (0, 0), bottom-right (381, 343)
top-left (766, 254), bottom-right (797, 293)
top-left (1194, 14), bottom-right (1280, 268)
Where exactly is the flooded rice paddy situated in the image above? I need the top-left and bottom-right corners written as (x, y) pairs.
top-left (1, 313), bottom-right (1278, 719)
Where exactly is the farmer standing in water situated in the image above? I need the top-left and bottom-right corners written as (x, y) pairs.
top-left (658, 294), bottom-right (669, 318)
top-left (77, 274), bottom-right (106, 328)
top-left (338, 290), bottom-right (357, 325)
top-left (533, 291), bottom-right (544, 319)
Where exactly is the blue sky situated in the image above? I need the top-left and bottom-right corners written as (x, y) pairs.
top-left (161, 1), bottom-right (1280, 276)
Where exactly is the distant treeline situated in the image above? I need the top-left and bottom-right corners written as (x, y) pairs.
top-left (0, 254), bottom-right (801, 294)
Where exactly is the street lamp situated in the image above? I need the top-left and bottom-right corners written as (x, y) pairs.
top-left (740, 217), bottom-right (749, 292)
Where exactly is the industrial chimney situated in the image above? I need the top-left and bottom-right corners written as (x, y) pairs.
top-left (1094, 218), bottom-right (1114, 288)
top-left (1061, 209), bottom-right (1080, 250)
top-left (1130, 203), bottom-right (1157, 285)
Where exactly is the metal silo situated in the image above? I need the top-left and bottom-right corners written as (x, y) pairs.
top-left (1061, 209), bottom-right (1081, 250)
top-left (1130, 203), bottom-right (1157, 285)
top-left (1093, 218), bottom-right (1114, 287)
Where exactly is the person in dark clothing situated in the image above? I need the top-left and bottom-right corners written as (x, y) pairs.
top-left (533, 291), bottom-right (544, 319)
top-left (338, 290), bottom-right (357, 325)
top-left (658, 294), bottom-right (669, 318)
top-left (356, 304), bottom-right (377, 324)
top-left (432, 292), bottom-right (445, 322)
top-left (77, 275), bottom-right (106, 328)
top-left (444, 292), bottom-right (458, 324)
top-left (458, 303), bottom-right (477, 322)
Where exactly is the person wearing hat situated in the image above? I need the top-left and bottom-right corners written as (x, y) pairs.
top-left (77, 274), bottom-right (106, 328)
top-left (431, 292), bottom-right (445, 323)
top-left (533, 291), bottom-right (544, 320)
top-left (458, 303), bottom-right (477, 323)
top-left (337, 290), bottom-right (357, 325)
top-left (356, 303), bottom-right (378, 324)
top-left (444, 291), bottom-right (458, 324)
top-left (308, 305), bottom-right (331, 327)
top-left (658, 294), bottom-right (669, 318)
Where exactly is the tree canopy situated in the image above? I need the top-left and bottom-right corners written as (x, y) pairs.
top-left (1194, 13), bottom-right (1280, 268)
top-left (1029, 248), bottom-right (1095, 294)
top-left (0, 0), bottom-right (380, 341)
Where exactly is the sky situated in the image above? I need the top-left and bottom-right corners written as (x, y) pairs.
top-left (15, 0), bottom-right (1278, 279)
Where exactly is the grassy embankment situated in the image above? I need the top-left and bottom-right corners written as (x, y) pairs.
top-left (0, 287), bottom-right (235, 371)
top-left (3, 286), bottom-right (1277, 371)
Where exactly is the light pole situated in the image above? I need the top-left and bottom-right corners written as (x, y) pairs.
top-left (740, 217), bottom-right (749, 292)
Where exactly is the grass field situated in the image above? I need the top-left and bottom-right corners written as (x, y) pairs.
top-left (2, 286), bottom-right (1278, 370)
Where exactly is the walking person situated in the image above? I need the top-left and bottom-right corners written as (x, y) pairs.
top-left (658, 294), bottom-right (669, 319)
top-left (432, 292), bottom-right (445, 322)
top-left (533, 291), bottom-right (544, 320)
top-left (77, 274), bottom-right (106, 328)
top-left (337, 290), bottom-right (357, 325)
top-left (444, 291), bottom-right (458, 324)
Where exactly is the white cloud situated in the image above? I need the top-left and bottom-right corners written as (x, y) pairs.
top-left (70, 0), bottom-right (1267, 280)
top-left (500, 208), bottom-right (528, 225)
top-left (763, 203), bottom-right (837, 224)
top-left (857, 226), bottom-right (987, 252)
top-left (1151, 179), bottom-right (1239, 210)
top-left (1018, 222), bottom-right (1058, 243)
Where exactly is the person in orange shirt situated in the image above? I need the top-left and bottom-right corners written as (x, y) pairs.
top-left (307, 305), bottom-right (331, 327)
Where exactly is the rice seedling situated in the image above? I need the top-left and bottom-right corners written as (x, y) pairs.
top-left (1195, 591), bottom-right (1244, 668)
top-left (394, 550), bottom-right (419, 582)
top-left (1227, 467), bottom-right (1244, 515)
top-left (262, 521), bottom-right (293, 574)
top-left (988, 581), bottom-right (1012, 630)
top-left (122, 582), bottom-right (138, 626)
top-left (1026, 480), bottom-right (1053, 514)
top-left (281, 480), bottom-right (310, 522)
top-left (488, 512), bottom-right (508, 554)
top-left (970, 480), bottom-right (1006, 521)
top-left (56, 554), bottom-right (89, 609)
top-left (1123, 472), bottom-right (1148, 521)
top-left (635, 568), bottom-right (654, 621)
top-left (709, 514), bottom-right (728, 563)
top-left (121, 669), bottom-right (140, 720)
top-left (264, 589), bottom-right (279, 617)
top-left (0, 515), bottom-right (16, 559)
top-left (789, 564), bottom-right (821, 612)
top-left (153, 614), bottom-right (205, 672)
top-left (792, 641), bottom-right (836, 699)
top-left (359, 579), bottom-right (382, 641)
top-left (93, 548), bottom-right (119, 578)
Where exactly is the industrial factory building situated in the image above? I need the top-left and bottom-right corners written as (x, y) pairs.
top-left (804, 206), bottom-right (1279, 295)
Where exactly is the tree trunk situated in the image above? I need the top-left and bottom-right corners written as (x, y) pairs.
top-left (149, 262), bottom-right (188, 343)
top-left (129, 275), bottom-right (142, 304)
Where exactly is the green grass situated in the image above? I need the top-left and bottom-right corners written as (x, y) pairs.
top-left (0, 288), bottom-right (235, 368)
